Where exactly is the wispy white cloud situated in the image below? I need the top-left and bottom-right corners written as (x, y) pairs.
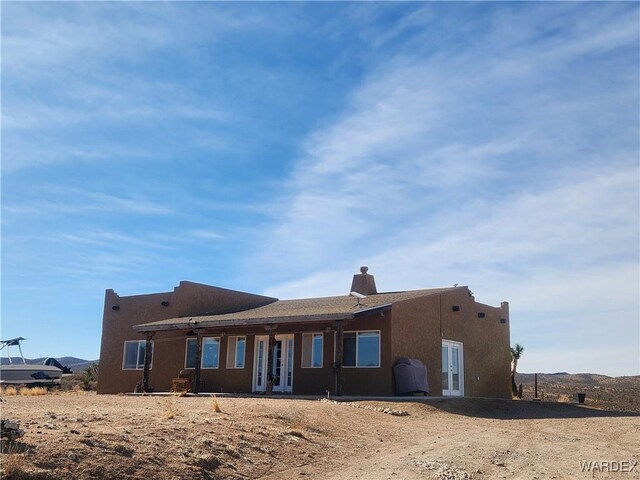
top-left (58, 231), bottom-right (177, 251)
top-left (1, 3), bottom-right (278, 73)
top-left (188, 230), bottom-right (223, 240)
top-left (253, 4), bottom-right (639, 374)
top-left (3, 189), bottom-right (173, 216)
top-left (1, 3), bottom-right (271, 172)
top-left (255, 3), bottom-right (638, 276)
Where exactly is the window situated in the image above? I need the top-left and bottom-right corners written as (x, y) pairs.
top-left (202, 338), bottom-right (220, 369)
top-left (342, 331), bottom-right (380, 368)
top-left (123, 340), bottom-right (153, 370)
top-left (226, 336), bottom-right (246, 369)
top-left (185, 337), bottom-right (220, 369)
top-left (302, 333), bottom-right (323, 368)
top-left (185, 338), bottom-right (198, 369)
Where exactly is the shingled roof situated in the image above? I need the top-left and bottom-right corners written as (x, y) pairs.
top-left (133, 287), bottom-right (459, 332)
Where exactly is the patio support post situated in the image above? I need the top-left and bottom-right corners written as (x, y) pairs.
top-left (266, 328), bottom-right (276, 395)
top-left (193, 331), bottom-right (203, 394)
top-left (335, 321), bottom-right (344, 396)
top-left (142, 332), bottom-right (154, 392)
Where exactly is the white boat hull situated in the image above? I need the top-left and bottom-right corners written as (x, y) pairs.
top-left (0, 364), bottom-right (63, 385)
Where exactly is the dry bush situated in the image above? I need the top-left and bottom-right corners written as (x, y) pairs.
top-left (1, 386), bottom-right (19, 396)
top-left (557, 394), bottom-right (572, 403)
top-left (211, 397), bottom-right (222, 413)
top-left (162, 398), bottom-right (179, 420)
top-left (1, 442), bottom-right (30, 478)
top-left (270, 408), bottom-right (308, 438)
top-left (284, 409), bottom-right (306, 431)
top-left (19, 387), bottom-right (48, 396)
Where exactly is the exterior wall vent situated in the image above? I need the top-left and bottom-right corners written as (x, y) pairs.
top-left (452, 305), bottom-right (460, 312)
top-left (161, 301), bottom-right (170, 307)
top-left (500, 318), bottom-right (507, 324)
top-left (478, 312), bottom-right (485, 318)
top-left (112, 306), bottom-right (120, 311)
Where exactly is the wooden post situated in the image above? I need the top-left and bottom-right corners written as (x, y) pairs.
top-left (193, 331), bottom-right (203, 394)
top-left (265, 328), bottom-right (276, 395)
top-left (335, 321), bottom-right (344, 396)
top-left (142, 333), bottom-right (154, 392)
top-left (534, 373), bottom-right (538, 399)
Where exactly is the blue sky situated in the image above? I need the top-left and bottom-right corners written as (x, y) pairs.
top-left (2, 2), bottom-right (638, 375)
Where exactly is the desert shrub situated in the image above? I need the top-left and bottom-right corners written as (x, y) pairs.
top-left (59, 363), bottom-right (99, 392)
top-left (211, 397), bottom-right (222, 413)
top-left (19, 387), bottom-right (48, 396)
top-left (281, 409), bottom-right (306, 430)
top-left (0, 442), bottom-right (30, 479)
top-left (71, 384), bottom-right (86, 393)
top-left (162, 398), bottom-right (178, 420)
top-left (1, 386), bottom-right (18, 396)
top-left (60, 373), bottom-right (85, 391)
top-left (81, 363), bottom-right (99, 391)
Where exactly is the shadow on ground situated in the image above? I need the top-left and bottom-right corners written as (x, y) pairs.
top-left (422, 398), bottom-right (640, 420)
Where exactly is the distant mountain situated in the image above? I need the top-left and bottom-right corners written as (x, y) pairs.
top-left (1, 357), bottom-right (97, 373)
top-left (516, 372), bottom-right (640, 412)
top-left (517, 372), bottom-right (613, 384)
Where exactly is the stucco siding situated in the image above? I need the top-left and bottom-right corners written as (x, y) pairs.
top-left (390, 288), bottom-right (511, 398)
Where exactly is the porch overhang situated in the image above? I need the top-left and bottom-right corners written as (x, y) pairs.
top-left (132, 303), bottom-right (392, 333)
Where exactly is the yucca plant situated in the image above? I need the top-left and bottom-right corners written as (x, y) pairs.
top-left (511, 343), bottom-right (524, 398)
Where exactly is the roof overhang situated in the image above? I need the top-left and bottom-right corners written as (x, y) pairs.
top-left (132, 303), bottom-right (392, 333)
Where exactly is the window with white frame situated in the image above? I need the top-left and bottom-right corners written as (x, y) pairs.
top-left (185, 337), bottom-right (220, 369)
top-left (202, 337), bottom-right (220, 368)
top-left (226, 336), bottom-right (246, 368)
top-left (123, 340), bottom-right (153, 370)
top-left (302, 333), bottom-right (323, 368)
top-left (342, 331), bottom-right (380, 367)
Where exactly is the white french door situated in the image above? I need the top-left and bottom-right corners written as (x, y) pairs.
top-left (253, 336), bottom-right (268, 392)
top-left (442, 340), bottom-right (464, 396)
top-left (253, 335), bottom-right (294, 393)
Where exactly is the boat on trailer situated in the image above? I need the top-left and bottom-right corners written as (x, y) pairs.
top-left (0, 337), bottom-right (71, 386)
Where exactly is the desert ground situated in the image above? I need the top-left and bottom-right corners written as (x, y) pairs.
top-left (1, 392), bottom-right (638, 480)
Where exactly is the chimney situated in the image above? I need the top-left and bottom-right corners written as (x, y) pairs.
top-left (350, 266), bottom-right (377, 295)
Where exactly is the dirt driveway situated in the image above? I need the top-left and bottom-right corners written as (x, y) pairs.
top-left (1, 393), bottom-right (638, 479)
